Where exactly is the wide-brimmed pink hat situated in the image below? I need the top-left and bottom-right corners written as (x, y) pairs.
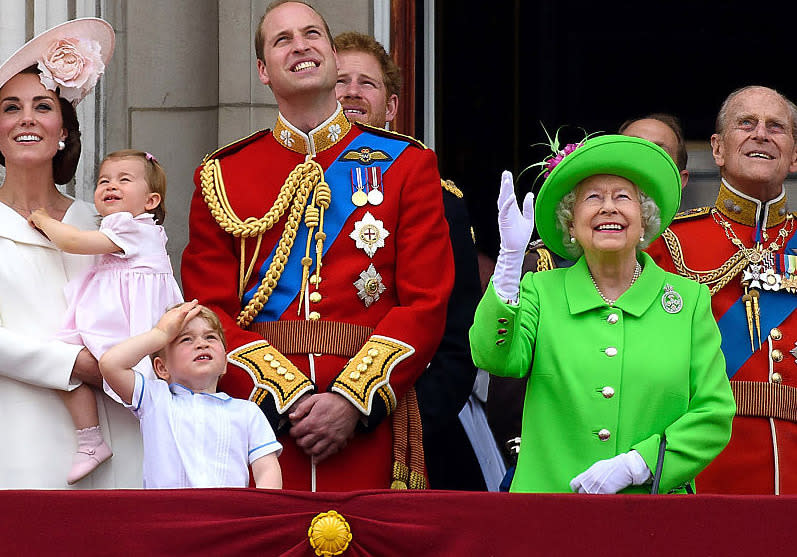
top-left (0, 17), bottom-right (114, 105)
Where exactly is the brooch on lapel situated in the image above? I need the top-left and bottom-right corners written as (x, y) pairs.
top-left (661, 284), bottom-right (683, 314)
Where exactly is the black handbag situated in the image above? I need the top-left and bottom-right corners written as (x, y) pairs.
top-left (650, 433), bottom-right (694, 494)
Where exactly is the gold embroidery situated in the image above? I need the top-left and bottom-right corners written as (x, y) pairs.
top-left (273, 109), bottom-right (351, 155)
top-left (441, 179), bottom-right (464, 198)
top-left (535, 247), bottom-right (555, 272)
top-left (227, 341), bottom-right (313, 413)
top-left (716, 183), bottom-right (788, 228)
top-left (331, 336), bottom-right (413, 415)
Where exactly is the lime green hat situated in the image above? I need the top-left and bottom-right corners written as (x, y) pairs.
top-left (534, 134), bottom-right (681, 260)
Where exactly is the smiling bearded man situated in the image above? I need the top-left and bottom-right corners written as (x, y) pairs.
top-left (181, 1), bottom-right (454, 492)
top-left (647, 85), bottom-right (797, 494)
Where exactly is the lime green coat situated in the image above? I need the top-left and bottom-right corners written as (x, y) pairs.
top-left (470, 253), bottom-right (735, 493)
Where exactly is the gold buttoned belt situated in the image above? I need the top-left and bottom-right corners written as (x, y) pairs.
top-left (247, 321), bottom-right (374, 358)
top-left (731, 381), bottom-right (797, 423)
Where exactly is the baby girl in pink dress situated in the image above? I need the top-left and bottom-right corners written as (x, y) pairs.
top-left (29, 150), bottom-right (182, 484)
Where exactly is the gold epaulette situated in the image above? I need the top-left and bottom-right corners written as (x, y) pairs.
top-left (672, 206), bottom-right (711, 221)
top-left (527, 239), bottom-right (557, 271)
top-left (202, 129), bottom-right (271, 163)
top-left (441, 179), bottom-right (464, 198)
top-left (353, 121), bottom-right (428, 149)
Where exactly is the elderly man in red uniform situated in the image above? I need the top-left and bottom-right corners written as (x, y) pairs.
top-left (648, 85), bottom-right (797, 493)
top-left (181, 0), bottom-right (453, 491)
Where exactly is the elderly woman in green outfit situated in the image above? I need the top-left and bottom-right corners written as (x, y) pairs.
top-left (470, 135), bottom-right (735, 493)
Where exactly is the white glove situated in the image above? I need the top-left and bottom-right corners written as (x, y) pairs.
top-left (569, 450), bottom-right (651, 494)
top-left (492, 171), bottom-right (535, 302)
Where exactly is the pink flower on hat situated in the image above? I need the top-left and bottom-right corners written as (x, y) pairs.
top-left (524, 125), bottom-right (601, 182)
top-left (37, 37), bottom-right (105, 104)
top-left (544, 143), bottom-right (582, 177)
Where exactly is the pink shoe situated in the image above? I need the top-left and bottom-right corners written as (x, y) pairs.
top-left (67, 427), bottom-right (113, 485)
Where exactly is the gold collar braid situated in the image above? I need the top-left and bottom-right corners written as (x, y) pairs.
top-left (715, 179), bottom-right (788, 228)
top-left (200, 156), bottom-right (330, 327)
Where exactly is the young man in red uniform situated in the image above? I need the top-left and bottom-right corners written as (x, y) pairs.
top-left (335, 31), bottom-right (497, 490)
top-left (647, 86), bottom-right (797, 493)
top-left (181, 0), bottom-right (454, 491)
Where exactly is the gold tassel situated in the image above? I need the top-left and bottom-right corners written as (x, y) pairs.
top-left (742, 291), bottom-right (755, 352)
top-left (750, 289), bottom-right (762, 349)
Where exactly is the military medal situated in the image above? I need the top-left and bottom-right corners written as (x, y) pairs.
top-left (661, 284), bottom-right (683, 314)
top-left (350, 168), bottom-right (368, 207)
top-left (366, 166), bottom-right (384, 206)
top-left (350, 212), bottom-right (390, 257)
top-left (354, 263), bottom-right (386, 307)
top-left (781, 254), bottom-right (797, 293)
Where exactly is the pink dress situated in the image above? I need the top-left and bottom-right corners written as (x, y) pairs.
top-left (58, 212), bottom-right (183, 401)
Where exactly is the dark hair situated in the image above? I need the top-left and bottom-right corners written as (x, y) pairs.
top-left (334, 32), bottom-right (402, 99)
top-left (255, 1), bottom-right (335, 65)
top-left (619, 113), bottom-right (687, 171)
top-left (101, 149), bottom-right (168, 224)
top-left (0, 65), bottom-right (82, 184)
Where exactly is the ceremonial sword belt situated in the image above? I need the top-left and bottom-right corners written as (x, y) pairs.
top-left (247, 320), bottom-right (373, 358)
top-left (732, 381), bottom-right (797, 423)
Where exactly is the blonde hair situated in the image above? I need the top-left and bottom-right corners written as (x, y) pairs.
top-left (100, 149), bottom-right (168, 224)
top-left (150, 303), bottom-right (227, 369)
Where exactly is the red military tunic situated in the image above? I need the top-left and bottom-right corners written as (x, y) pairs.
top-left (181, 107), bottom-right (454, 491)
top-left (647, 179), bottom-right (797, 494)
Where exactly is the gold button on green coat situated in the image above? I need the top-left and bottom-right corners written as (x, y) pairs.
top-left (469, 253), bottom-right (735, 493)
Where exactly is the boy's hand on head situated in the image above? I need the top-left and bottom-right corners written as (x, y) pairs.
top-left (154, 299), bottom-right (201, 342)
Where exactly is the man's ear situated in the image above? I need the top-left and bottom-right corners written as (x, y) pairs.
top-left (385, 94), bottom-right (399, 124)
top-left (789, 146), bottom-right (797, 174)
top-left (679, 169), bottom-right (690, 189)
top-left (257, 59), bottom-right (270, 86)
top-left (153, 356), bottom-right (170, 382)
top-left (710, 133), bottom-right (725, 168)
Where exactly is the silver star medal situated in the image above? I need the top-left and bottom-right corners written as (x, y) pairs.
top-left (354, 263), bottom-right (386, 307)
top-left (661, 284), bottom-right (683, 314)
top-left (790, 342), bottom-right (797, 363)
top-left (349, 212), bottom-right (390, 257)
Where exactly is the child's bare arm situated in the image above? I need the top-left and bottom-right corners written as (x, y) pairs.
top-left (99, 300), bottom-right (200, 404)
top-left (28, 209), bottom-right (120, 255)
top-left (252, 453), bottom-right (282, 489)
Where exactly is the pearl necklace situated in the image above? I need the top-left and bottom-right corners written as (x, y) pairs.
top-left (590, 261), bottom-right (642, 306)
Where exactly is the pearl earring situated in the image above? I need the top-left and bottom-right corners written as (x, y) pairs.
top-left (569, 236), bottom-right (576, 244)
top-left (58, 140), bottom-right (66, 151)
top-left (639, 235), bottom-right (645, 243)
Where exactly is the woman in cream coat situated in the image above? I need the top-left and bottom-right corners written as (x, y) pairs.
top-left (0, 19), bottom-right (142, 488)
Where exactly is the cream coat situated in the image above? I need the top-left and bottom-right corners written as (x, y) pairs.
top-left (0, 199), bottom-right (142, 488)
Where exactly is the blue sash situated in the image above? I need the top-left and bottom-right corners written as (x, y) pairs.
top-left (718, 233), bottom-right (797, 379)
top-left (244, 131), bottom-right (410, 322)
